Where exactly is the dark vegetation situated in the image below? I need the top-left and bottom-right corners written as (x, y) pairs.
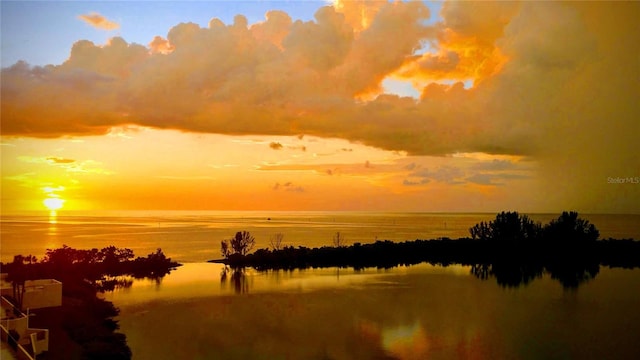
top-left (221, 231), bottom-right (256, 258)
top-left (215, 211), bottom-right (640, 289)
top-left (2, 246), bottom-right (180, 360)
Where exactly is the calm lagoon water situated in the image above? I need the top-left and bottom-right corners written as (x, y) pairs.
top-left (105, 263), bottom-right (640, 360)
top-left (2, 212), bottom-right (640, 359)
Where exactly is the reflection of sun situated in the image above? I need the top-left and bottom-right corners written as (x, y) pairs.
top-left (44, 197), bottom-right (64, 211)
top-left (383, 322), bottom-right (431, 359)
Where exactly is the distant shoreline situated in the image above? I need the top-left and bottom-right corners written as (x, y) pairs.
top-left (210, 237), bottom-right (640, 270)
top-left (209, 236), bottom-right (640, 289)
top-left (2, 211), bottom-right (639, 264)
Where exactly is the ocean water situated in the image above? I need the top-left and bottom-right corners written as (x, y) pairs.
top-left (3, 211), bottom-right (640, 359)
top-left (1, 211), bottom-right (639, 263)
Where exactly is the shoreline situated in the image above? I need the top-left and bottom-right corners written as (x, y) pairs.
top-left (211, 237), bottom-right (640, 268)
top-left (210, 237), bottom-right (640, 289)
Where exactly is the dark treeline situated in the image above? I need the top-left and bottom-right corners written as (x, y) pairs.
top-left (221, 238), bottom-right (640, 270)
top-left (215, 211), bottom-right (640, 289)
top-left (2, 246), bottom-right (181, 360)
top-left (4, 245), bottom-right (181, 284)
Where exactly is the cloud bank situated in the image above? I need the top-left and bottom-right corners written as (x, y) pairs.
top-left (2, 1), bottom-right (638, 211)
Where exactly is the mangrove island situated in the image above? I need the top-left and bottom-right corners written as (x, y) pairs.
top-left (212, 211), bottom-right (640, 289)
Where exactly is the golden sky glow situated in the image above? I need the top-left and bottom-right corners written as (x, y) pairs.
top-left (1, 1), bottom-right (638, 213)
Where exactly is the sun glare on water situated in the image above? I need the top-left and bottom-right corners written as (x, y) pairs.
top-left (44, 197), bottom-right (64, 211)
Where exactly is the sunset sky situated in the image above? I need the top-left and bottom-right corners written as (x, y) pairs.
top-left (1, 0), bottom-right (638, 214)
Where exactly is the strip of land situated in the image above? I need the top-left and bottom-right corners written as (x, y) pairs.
top-left (211, 212), bottom-right (640, 288)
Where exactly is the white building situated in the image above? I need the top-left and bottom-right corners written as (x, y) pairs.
top-left (1, 296), bottom-right (49, 359)
top-left (0, 275), bottom-right (61, 359)
top-left (21, 280), bottom-right (62, 310)
top-left (0, 275), bottom-right (62, 310)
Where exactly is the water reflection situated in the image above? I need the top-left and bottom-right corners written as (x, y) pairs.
top-left (48, 210), bottom-right (58, 235)
top-left (222, 260), bottom-right (602, 293)
top-left (220, 266), bottom-right (251, 294)
top-left (220, 266), bottom-right (353, 294)
top-left (96, 275), bottom-right (135, 292)
top-left (114, 264), bottom-right (640, 360)
top-left (105, 263), bottom-right (469, 307)
top-left (470, 258), bottom-right (600, 289)
top-left (546, 260), bottom-right (600, 289)
top-left (219, 260), bottom-right (603, 294)
top-left (106, 259), bottom-right (605, 306)
top-left (381, 321), bottom-right (425, 358)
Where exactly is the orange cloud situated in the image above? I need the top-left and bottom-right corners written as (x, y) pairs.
top-left (148, 36), bottom-right (175, 54)
top-left (332, 0), bottom-right (386, 34)
top-left (250, 10), bottom-right (292, 49)
top-left (331, 1), bottom-right (431, 96)
top-left (396, 1), bottom-right (518, 85)
top-left (77, 12), bottom-right (120, 30)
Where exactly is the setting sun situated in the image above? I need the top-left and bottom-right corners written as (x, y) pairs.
top-left (43, 197), bottom-right (64, 211)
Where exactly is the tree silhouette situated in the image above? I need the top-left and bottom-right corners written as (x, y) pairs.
top-left (43, 245), bottom-right (83, 267)
top-left (101, 246), bottom-right (135, 273)
top-left (224, 231), bottom-right (255, 256)
top-left (469, 211), bottom-right (541, 243)
top-left (270, 233), bottom-right (284, 250)
top-left (469, 221), bottom-right (492, 241)
top-left (543, 211), bottom-right (599, 245)
top-left (466, 211), bottom-right (603, 289)
top-left (7, 255), bottom-right (27, 309)
top-left (490, 211), bottom-right (541, 243)
top-left (333, 231), bottom-right (345, 247)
